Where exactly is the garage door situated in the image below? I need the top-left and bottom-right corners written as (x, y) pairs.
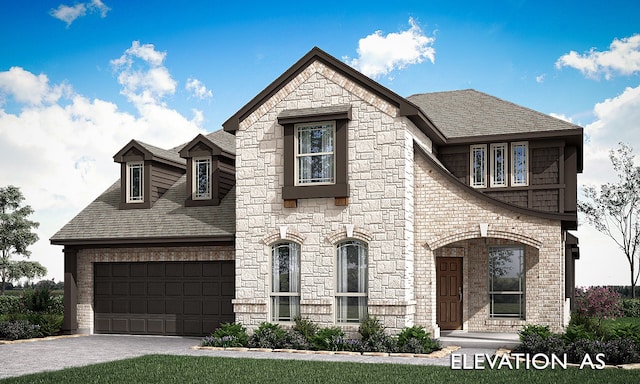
top-left (94, 261), bottom-right (234, 336)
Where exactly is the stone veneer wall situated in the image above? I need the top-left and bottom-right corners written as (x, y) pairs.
top-left (233, 60), bottom-right (419, 333)
top-left (75, 245), bottom-right (234, 334)
top-left (413, 150), bottom-right (567, 334)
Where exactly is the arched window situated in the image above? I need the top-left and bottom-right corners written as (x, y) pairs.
top-left (271, 242), bottom-right (300, 321)
top-left (336, 240), bottom-right (367, 323)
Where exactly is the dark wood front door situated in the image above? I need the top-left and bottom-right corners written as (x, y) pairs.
top-left (436, 257), bottom-right (463, 330)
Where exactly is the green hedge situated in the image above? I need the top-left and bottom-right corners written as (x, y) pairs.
top-left (0, 295), bottom-right (22, 315)
top-left (623, 299), bottom-right (640, 318)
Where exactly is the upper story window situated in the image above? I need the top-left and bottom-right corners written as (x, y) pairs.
top-left (470, 144), bottom-right (487, 188)
top-left (490, 143), bottom-right (507, 187)
top-left (295, 122), bottom-right (335, 185)
top-left (511, 142), bottom-right (528, 186)
top-left (193, 157), bottom-right (212, 199)
top-left (278, 106), bottom-right (351, 204)
top-left (271, 242), bottom-right (300, 322)
top-left (336, 240), bottom-right (368, 323)
top-left (126, 162), bottom-right (144, 203)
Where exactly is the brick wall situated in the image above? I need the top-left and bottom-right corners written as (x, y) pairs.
top-left (413, 151), bottom-right (566, 334)
top-left (75, 245), bottom-right (234, 333)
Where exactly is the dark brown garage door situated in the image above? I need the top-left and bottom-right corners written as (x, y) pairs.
top-left (94, 261), bottom-right (234, 336)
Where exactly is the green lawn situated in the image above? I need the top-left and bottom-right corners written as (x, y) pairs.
top-left (1, 355), bottom-right (638, 384)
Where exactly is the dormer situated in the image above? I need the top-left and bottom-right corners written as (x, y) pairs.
top-left (113, 140), bottom-right (186, 209)
top-left (179, 134), bottom-right (236, 207)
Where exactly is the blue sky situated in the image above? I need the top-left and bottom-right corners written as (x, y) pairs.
top-left (1, 1), bottom-right (639, 287)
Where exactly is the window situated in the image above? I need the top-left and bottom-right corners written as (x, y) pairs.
top-left (336, 240), bottom-right (367, 323)
top-left (488, 246), bottom-right (525, 318)
top-left (490, 143), bottom-right (507, 187)
top-left (193, 157), bottom-right (211, 199)
top-left (271, 242), bottom-right (300, 322)
top-left (295, 122), bottom-right (335, 185)
top-left (470, 145), bottom-right (487, 188)
top-left (126, 162), bottom-right (144, 203)
top-left (511, 142), bottom-right (528, 186)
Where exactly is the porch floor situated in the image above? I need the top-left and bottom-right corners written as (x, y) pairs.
top-left (439, 330), bottom-right (520, 349)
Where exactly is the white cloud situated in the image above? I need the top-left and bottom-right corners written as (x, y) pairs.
top-left (50, 0), bottom-right (111, 27)
top-left (556, 34), bottom-right (640, 80)
top-left (549, 112), bottom-right (573, 123)
top-left (111, 41), bottom-right (177, 107)
top-left (0, 42), bottom-right (206, 282)
top-left (186, 78), bottom-right (213, 100)
top-left (575, 85), bottom-right (640, 285)
top-left (535, 74), bottom-right (546, 83)
top-left (344, 17), bottom-right (436, 79)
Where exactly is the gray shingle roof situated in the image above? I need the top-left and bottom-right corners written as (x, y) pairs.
top-left (51, 130), bottom-right (236, 244)
top-left (407, 89), bottom-right (582, 139)
top-left (137, 140), bottom-right (186, 166)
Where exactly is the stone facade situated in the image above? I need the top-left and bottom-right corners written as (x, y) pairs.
top-left (74, 245), bottom-right (234, 333)
top-left (234, 57), bottom-right (569, 335)
top-left (234, 61), bottom-right (419, 333)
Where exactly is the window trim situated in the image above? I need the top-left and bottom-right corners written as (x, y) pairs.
top-left (335, 240), bottom-right (368, 323)
top-left (270, 242), bottom-right (301, 322)
top-left (192, 156), bottom-right (212, 200)
top-left (470, 144), bottom-right (487, 188)
top-left (490, 143), bottom-right (508, 188)
top-left (126, 161), bottom-right (144, 203)
top-left (279, 106), bottom-right (350, 201)
top-left (488, 245), bottom-right (525, 319)
top-left (294, 121), bottom-right (336, 186)
top-left (511, 141), bottom-right (529, 186)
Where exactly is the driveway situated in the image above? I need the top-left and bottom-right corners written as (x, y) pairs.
top-left (0, 334), bottom-right (497, 379)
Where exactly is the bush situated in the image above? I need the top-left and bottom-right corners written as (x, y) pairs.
top-left (563, 323), bottom-right (596, 343)
top-left (358, 316), bottom-right (385, 342)
top-left (518, 324), bottom-right (552, 341)
top-left (0, 320), bottom-right (40, 340)
top-left (293, 316), bottom-right (318, 342)
top-left (622, 299), bottom-right (640, 318)
top-left (0, 295), bottom-right (21, 315)
top-left (247, 322), bottom-right (311, 350)
top-left (607, 321), bottom-right (640, 345)
top-left (602, 338), bottom-right (640, 364)
top-left (396, 326), bottom-right (440, 354)
top-left (514, 333), bottom-right (566, 356)
top-left (203, 322), bottom-right (249, 347)
top-left (29, 313), bottom-right (63, 336)
top-left (574, 286), bottom-right (622, 320)
top-left (22, 286), bottom-right (57, 313)
top-left (311, 327), bottom-right (345, 351)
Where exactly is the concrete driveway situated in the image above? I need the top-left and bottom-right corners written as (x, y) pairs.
top-left (0, 334), bottom-right (497, 379)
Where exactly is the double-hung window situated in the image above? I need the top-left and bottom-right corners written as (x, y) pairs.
top-left (126, 162), bottom-right (144, 203)
top-left (488, 246), bottom-right (525, 319)
top-left (490, 143), bottom-right (507, 187)
top-left (193, 157), bottom-right (211, 199)
top-left (271, 242), bottom-right (300, 322)
top-left (470, 145), bottom-right (487, 188)
top-left (295, 122), bottom-right (335, 185)
top-left (511, 142), bottom-right (528, 186)
top-left (336, 240), bottom-right (368, 323)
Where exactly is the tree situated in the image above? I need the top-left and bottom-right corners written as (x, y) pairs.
top-left (578, 143), bottom-right (640, 298)
top-left (0, 185), bottom-right (45, 294)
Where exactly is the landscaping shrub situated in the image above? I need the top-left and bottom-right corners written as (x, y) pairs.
top-left (622, 298), bottom-right (640, 318)
top-left (601, 338), bottom-right (640, 364)
top-left (518, 324), bottom-right (552, 341)
top-left (396, 326), bottom-right (440, 354)
top-left (29, 313), bottom-right (64, 337)
top-left (607, 321), bottom-right (640, 345)
top-left (574, 286), bottom-right (622, 320)
top-left (22, 286), bottom-right (57, 313)
top-left (514, 334), bottom-right (566, 356)
top-left (293, 316), bottom-right (318, 342)
top-left (311, 326), bottom-right (345, 351)
top-left (201, 322), bottom-right (249, 347)
top-left (358, 316), bottom-right (385, 342)
top-left (0, 319), bottom-right (41, 340)
top-left (563, 323), bottom-right (596, 343)
top-left (0, 295), bottom-right (21, 315)
top-left (247, 322), bottom-right (311, 350)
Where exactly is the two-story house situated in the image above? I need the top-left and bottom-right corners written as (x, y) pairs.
top-left (51, 47), bottom-right (582, 337)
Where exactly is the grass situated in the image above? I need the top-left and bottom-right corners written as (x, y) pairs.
top-left (1, 355), bottom-right (639, 384)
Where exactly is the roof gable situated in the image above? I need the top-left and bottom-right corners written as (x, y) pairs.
top-left (222, 47), bottom-right (445, 144)
top-left (178, 133), bottom-right (235, 159)
top-left (113, 139), bottom-right (186, 168)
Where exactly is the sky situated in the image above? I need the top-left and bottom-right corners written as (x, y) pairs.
top-left (1, 1), bottom-right (639, 287)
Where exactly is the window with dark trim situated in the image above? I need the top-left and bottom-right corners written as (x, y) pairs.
top-left (126, 161), bottom-right (144, 203)
top-left (193, 157), bottom-right (212, 199)
top-left (336, 240), bottom-right (368, 323)
top-left (278, 105), bottom-right (351, 202)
